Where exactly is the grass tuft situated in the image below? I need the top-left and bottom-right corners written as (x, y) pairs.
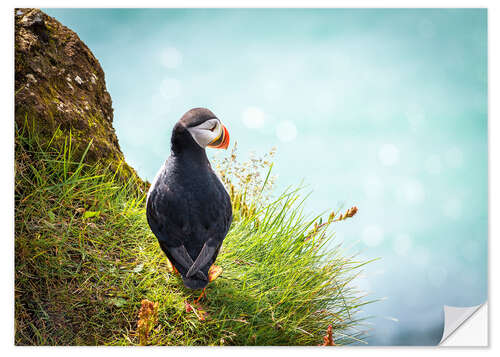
top-left (15, 120), bottom-right (376, 346)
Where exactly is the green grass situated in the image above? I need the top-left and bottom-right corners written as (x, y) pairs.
top-left (15, 120), bottom-right (376, 346)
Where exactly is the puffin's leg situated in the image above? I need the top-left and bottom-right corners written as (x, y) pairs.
top-left (194, 288), bottom-right (206, 303)
top-left (192, 265), bottom-right (222, 304)
top-left (208, 265), bottom-right (223, 282)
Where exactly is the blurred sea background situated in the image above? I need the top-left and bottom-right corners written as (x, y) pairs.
top-left (43, 8), bottom-right (488, 345)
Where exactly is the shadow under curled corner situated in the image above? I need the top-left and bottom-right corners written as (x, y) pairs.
top-left (439, 303), bottom-right (488, 346)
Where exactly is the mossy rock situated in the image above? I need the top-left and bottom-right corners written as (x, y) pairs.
top-left (15, 8), bottom-right (145, 189)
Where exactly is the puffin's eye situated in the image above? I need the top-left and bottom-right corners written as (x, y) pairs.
top-left (209, 123), bottom-right (217, 132)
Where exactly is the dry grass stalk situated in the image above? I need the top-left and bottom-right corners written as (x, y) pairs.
top-left (212, 142), bottom-right (277, 218)
top-left (335, 206), bottom-right (358, 222)
top-left (306, 206), bottom-right (359, 241)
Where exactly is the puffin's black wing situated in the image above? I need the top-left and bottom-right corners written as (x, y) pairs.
top-left (183, 170), bottom-right (233, 283)
top-left (146, 161), bottom-right (232, 289)
top-left (146, 173), bottom-right (202, 278)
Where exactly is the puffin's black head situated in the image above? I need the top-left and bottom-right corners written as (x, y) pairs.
top-left (171, 108), bottom-right (230, 154)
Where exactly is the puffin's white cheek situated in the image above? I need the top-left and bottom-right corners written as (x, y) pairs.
top-left (188, 127), bottom-right (219, 148)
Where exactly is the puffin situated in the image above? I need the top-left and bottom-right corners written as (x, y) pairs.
top-left (146, 108), bottom-right (232, 300)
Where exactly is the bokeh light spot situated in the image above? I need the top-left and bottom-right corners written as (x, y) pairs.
top-left (160, 47), bottom-right (183, 69)
top-left (397, 179), bottom-right (425, 205)
top-left (378, 144), bottom-right (400, 166)
top-left (242, 107), bottom-right (266, 129)
top-left (276, 120), bottom-right (298, 142)
top-left (363, 225), bottom-right (384, 247)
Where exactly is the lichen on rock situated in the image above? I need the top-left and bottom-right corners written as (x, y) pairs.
top-left (15, 8), bottom-right (143, 188)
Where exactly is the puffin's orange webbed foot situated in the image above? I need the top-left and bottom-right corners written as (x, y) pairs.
top-left (208, 265), bottom-right (223, 282)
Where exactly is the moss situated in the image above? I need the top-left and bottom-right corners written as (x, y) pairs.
top-left (15, 8), bottom-right (143, 188)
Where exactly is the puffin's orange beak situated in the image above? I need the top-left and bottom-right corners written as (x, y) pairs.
top-left (207, 124), bottom-right (230, 150)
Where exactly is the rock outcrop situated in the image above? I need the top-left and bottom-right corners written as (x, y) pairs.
top-left (15, 8), bottom-right (142, 186)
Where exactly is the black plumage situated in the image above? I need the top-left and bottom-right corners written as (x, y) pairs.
top-left (146, 108), bottom-right (232, 290)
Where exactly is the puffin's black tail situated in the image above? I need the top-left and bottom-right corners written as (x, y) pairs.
top-left (182, 275), bottom-right (208, 290)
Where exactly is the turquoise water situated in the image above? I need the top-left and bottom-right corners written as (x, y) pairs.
top-left (43, 8), bottom-right (488, 345)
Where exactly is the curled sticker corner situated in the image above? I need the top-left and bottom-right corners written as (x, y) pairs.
top-left (439, 303), bottom-right (485, 345)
